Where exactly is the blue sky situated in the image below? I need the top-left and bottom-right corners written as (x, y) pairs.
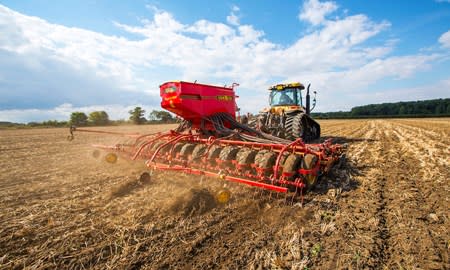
top-left (0, 0), bottom-right (449, 122)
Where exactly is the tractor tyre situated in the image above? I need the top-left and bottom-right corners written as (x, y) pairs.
top-left (301, 154), bottom-right (319, 190)
top-left (292, 113), bottom-right (305, 140)
top-left (284, 115), bottom-right (295, 140)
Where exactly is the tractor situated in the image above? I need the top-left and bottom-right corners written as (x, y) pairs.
top-left (249, 82), bottom-right (321, 142)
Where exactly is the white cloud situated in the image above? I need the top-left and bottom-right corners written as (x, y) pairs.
top-left (0, 3), bottom-right (448, 122)
top-left (226, 5), bottom-right (240, 26)
top-left (299, 0), bottom-right (338, 25)
top-left (439, 30), bottom-right (450, 48)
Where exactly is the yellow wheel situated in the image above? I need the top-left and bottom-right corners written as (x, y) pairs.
top-left (216, 189), bottom-right (231, 204)
top-left (105, 153), bottom-right (118, 164)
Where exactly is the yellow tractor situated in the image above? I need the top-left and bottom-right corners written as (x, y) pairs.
top-left (250, 82), bottom-right (320, 141)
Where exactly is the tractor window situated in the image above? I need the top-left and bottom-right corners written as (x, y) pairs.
top-left (269, 88), bottom-right (302, 106)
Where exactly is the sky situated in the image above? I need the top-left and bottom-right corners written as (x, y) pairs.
top-left (0, 0), bottom-right (449, 123)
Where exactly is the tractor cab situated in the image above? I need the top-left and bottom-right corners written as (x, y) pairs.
top-left (267, 83), bottom-right (305, 113)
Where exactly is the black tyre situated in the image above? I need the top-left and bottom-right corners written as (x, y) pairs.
top-left (255, 150), bottom-right (277, 176)
top-left (236, 148), bottom-right (257, 165)
top-left (291, 113), bottom-right (305, 140)
top-left (218, 146), bottom-right (239, 168)
top-left (151, 141), bottom-right (164, 151)
top-left (235, 148), bottom-right (257, 172)
top-left (285, 113), bottom-right (305, 141)
top-left (171, 142), bottom-right (185, 158)
top-left (284, 115), bottom-right (295, 140)
top-left (301, 154), bottom-right (319, 190)
top-left (191, 144), bottom-right (208, 161)
top-left (282, 154), bottom-right (302, 191)
top-left (179, 143), bottom-right (196, 158)
top-left (207, 145), bottom-right (222, 166)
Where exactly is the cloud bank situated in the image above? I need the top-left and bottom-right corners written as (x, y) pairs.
top-left (0, 1), bottom-right (449, 122)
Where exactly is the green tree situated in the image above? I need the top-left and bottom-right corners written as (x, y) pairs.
top-left (129, 107), bottom-right (146, 124)
top-left (149, 110), bottom-right (174, 123)
top-left (70, 112), bottom-right (88, 126)
top-left (88, 111), bottom-right (109, 126)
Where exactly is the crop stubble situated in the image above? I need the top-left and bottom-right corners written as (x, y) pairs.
top-left (0, 119), bottom-right (448, 269)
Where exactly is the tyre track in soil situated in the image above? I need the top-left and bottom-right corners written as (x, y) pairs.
top-left (388, 123), bottom-right (449, 268)
top-left (315, 120), bottom-right (388, 269)
top-left (375, 121), bottom-right (447, 269)
top-left (133, 199), bottom-right (280, 269)
top-left (318, 120), bottom-right (449, 269)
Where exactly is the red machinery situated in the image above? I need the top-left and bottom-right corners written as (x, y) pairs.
top-left (70, 81), bottom-right (344, 196)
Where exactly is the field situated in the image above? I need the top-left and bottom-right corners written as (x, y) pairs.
top-left (0, 119), bottom-right (449, 269)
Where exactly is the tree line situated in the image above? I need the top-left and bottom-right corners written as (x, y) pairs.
top-left (70, 107), bottom-right (177, 126)
top-left (312, 98), bottom-right (450, 119)
top-left (0, 107), bottom-right (177, 128)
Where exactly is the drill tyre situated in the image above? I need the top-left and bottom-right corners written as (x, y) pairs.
top-left (301, 154), bottom-right (319, 190)
top-left (282, 154), bottom-right (303, 192)
top-left (179, 143), bottom-right (196, 158)
top-left (191, 144), bottom-right (208, 161)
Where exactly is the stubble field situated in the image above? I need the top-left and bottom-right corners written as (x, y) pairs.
top-left (0, 119), bottom-right (449, 269)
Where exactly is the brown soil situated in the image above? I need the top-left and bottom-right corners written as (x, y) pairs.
top-left (0, 120), bottom-right (448, 269)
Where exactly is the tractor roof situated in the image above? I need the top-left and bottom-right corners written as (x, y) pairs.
top-left (268, 82), bottom-right (305, 91)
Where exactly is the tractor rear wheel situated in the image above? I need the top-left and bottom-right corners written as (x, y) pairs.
top-left (285, 113), bottom-right (305, 141)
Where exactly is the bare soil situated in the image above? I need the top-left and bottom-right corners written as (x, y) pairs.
top-left (0, 119), bottom-right (449, 269)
